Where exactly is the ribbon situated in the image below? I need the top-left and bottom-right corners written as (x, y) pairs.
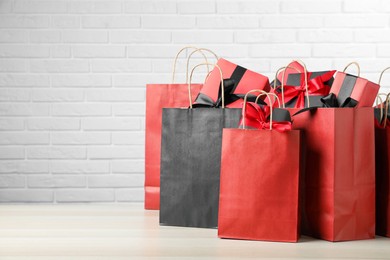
top-left (320, 93), bottom-right (358, 108)
top-left (193, 79), bottom-right (236, 107)
top-left (276, 60), bottom-right (334, 86)
top-left (193, 78), bottom-right (265, 108)
top-left (240, 102), bottom-right (292, 132)
top-left (336, 73), bottom-right (358, 106)
top-left (194, 64), bottom-right (247, 107)
top-left (292, 93), bottom-right (359, 117)
top-left (275, 70), bottom-right (336, 108)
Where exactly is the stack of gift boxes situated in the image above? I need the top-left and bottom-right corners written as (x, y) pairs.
top-left (144, 46), bottom-right (390, 242)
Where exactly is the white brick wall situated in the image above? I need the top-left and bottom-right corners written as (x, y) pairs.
top-left (0, 0), bottom-right (389, 203)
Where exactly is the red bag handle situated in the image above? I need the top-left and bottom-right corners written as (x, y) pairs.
top-left (171, 46), bottom-right (210, 84)
top-left (242, 90), bottom-right (280, 130)
top-left (188, 63), bottom-right (224, 108)
top-left (343, 62), bottom-right (361, 77)
top-left (186, 48), bottom-right (219, 83)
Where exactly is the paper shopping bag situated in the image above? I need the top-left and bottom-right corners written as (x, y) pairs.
top-left (218, 91), bottom-right (302, 242)
top-left (375, 120), bottom-right (390, 238)
top-left (159, 63), bottom-right (241, 228)
top-left (292, 99), bottom-right (375, 242)
top-left (145, 46), bottom-right (217, 210)
top-left (374, 73), bottom-right (390, 237)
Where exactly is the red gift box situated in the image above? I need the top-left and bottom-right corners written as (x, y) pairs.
top-left (195, 58), bottom-right (270, 108)
top-left (271, 61), bottom-right (336, 108)
top-left (330, 62), bottom-right (380, 107)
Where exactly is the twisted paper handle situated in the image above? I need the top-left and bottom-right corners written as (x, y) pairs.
top-left (171, 46), bottom-right (209, 83)
top-left (186, 48), bottom-right (219, 83)
top-left (188, 63), bottom-right (224, 108)
top-left (343, 62), bottom-right (361, 77)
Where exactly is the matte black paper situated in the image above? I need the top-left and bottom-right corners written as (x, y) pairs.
top-left (160, 107), bottom-right (242, 229)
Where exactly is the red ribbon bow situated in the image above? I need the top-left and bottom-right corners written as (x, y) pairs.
top-left (280, 71), bottom-right (336, 108)
top-left (239, 102), bottom-right (292, 132)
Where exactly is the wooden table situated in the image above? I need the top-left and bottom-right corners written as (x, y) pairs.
top-left (0, 203), bottom-right (389, 259)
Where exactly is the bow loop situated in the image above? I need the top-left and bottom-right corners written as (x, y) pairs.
top-left (292, 93), bottom-right (359, 118)
top-left (240, 102), bottom-right (292, 132)
top-left (275, 70), bottom-right (336, 108)
top-left (320, 93), bottom-right (358, 108)
top-left (193, 78), bottom-right (237, 108)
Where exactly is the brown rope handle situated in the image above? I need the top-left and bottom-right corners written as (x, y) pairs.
top-left (186, 48), bottom-right (219, 83)
top-left (242, 90), bottom-right (280, 130)
top-left (254, 91), bottom-right (281, 108)
top-left (188, 63), bottom-right (224, 109)
top-left (384, 93), bottom-right (390, 128)
top-left (378, 67), bottom-right (390, 85)
top-left (171, 46), bottom-right (209, 83)
top-left (343, 62), bottom-right (361, 77)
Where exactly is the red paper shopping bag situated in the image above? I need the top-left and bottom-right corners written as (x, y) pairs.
top-left (292, 97), bottom-right (375, 241)
top-left (330, 62), bottom-right (380, 107)
top-left (145, 46), bottom-right (217, 210)
top-left (376, 120), bottom-right (390, 238)
top-left (194, 58), bottom-right (270, 108)
top-left (375, 73), bottom-right (390, 237)
top-left (218, 91), bottom-right (302, 242)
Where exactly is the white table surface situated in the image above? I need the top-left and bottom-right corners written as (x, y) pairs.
top-left (0, 203), bottom-right (389, 259)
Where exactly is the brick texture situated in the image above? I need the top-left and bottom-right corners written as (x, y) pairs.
top-left (0, 0), bottom-right (388, 203)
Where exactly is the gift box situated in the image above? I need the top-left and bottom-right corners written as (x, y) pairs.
top-left (194, 58), bottom-right (270, 108)
top-left (271, 61), bottom-right (336, 108)
top-left (330, 62), bottom-right (380, 107)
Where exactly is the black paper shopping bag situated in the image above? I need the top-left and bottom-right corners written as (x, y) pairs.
top-left (159, 63), bottom-right (242, 228)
